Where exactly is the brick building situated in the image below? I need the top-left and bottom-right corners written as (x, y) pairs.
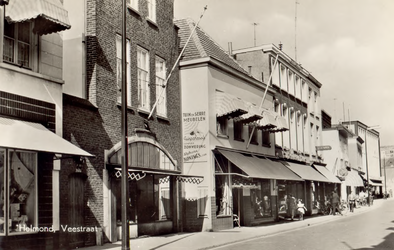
top-left (0, 0), bottom-right (91, 249)
top-left (62, 0), bottom-right (194, 247)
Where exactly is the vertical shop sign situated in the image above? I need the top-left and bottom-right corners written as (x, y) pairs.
top-left (183, 111), bottom-right (208, 162)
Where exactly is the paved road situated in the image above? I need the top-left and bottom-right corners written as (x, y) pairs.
top-left (213, 199), bottom-right (394, 250)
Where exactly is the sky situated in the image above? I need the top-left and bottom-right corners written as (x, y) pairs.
top-left (174, 0), bottom-right (394, 146)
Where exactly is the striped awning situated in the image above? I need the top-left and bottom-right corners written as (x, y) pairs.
top-left (267, 115), bottom-right (289, 132)
top-left (256, 110), bottom-right (279, 130)
top-left (344, 170), bottom-right (364, 187)
top-left (5, 0), bottom-right (71, 35)
top-left (313, 165), bottom-right (341, 184)
top-left (216, 91), bottom-right (248, 118)
top-left (236, 105), bottom-right (263, 124)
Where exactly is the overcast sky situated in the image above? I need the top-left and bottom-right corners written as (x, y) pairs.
top-left (174, 0), bottom-right (394, 146)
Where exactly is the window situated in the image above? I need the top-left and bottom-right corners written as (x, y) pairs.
top-left (197, 186), bottom-right (208, 217)
top-left (155, 56), bottom-right (167, 117)
top-left (262, 131), bottom-right (270, 147)
top-left (248, 125), bottom-right (258, 145)
top-left (137, 46), bottom-right (150, 110)
top-left (251, 180), bottom-right (272, 218)
top-left (128, 0), bottom-right (138, 11)
top-left (0, 149), bottom-right (37, 235)
top-left (217, 116), bottom-right (228, 136)
top-left (147, 0), bottom-right (156, 23)
top-left (116, 35), bottom-right (131, 105)
top-left (3, 21), bottom-right (33, 68)
top-left (233, 120), bottom-right (244, 141)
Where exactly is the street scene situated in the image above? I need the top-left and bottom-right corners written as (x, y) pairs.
top-left (0, 0), bottom-right (394, 249)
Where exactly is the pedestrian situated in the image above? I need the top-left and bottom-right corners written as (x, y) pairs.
top-left (297, 199), bottom-right (307, 220)
top-left (348, 191), bottom-right (356, 212)
top-left (331, 190), bottom-right (342, 216)
top-left (288, 194), bottom-right (297, 220)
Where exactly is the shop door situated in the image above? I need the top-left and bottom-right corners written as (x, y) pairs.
top-left (68, 172), bottom-right (87, 248)
top-left (232, 189), bottom-right (243, 225)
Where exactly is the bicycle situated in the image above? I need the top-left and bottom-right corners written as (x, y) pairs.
top-left (317, 200), bottom-right (332, 215)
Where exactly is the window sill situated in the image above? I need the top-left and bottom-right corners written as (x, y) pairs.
top-left (250, 141), bottom-right (259, 146)
top-left (216, 214), bottom-right (232, 218)
top-left (127, 5), bottom-right (140, 16)
top-left (262, 143), bottom-right (271, 148)
top-left (157, 114), bottom-right (169, 122)
top-left (147, 18), bottom-right (158, 28)
top-left (137, 108), bottom-right (151, 115)
top-left (234, 138), bottom-right (245, 142)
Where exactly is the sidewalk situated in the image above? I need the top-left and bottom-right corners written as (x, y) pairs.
top-left (79, 199), bottom-right (387, 250)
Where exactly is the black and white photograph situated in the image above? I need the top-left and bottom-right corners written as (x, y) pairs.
top-left (0, 0), bottom-right (393, 249)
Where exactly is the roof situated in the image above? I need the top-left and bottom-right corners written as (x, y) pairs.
top-left (174, 18), bottom-right (250, 76)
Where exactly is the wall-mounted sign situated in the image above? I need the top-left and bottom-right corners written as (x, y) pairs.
top-left (183, 111), bottom-right (208, 163)
top-left (316, 145), bottom-right (332, 151)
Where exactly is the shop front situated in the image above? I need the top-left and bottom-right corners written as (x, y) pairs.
top-left (279, 161), bottom-right (332, 215)
top-left (105, 135), bottom-right (202, 241)
top-left (214, 149), bottom-right (303, 227)
top-left (0, 117), bottom-right (92, 249)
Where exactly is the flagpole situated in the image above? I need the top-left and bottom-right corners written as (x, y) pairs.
top-left (121, 0), bottom-right (129, 249)
top-left (147, 6), bottom-right (208, 120)
top-left (246, 54), bottom-right (279, 149)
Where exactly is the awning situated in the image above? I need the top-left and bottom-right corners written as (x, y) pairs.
top-left (369, 179), bottom-right (383, 187)
top-left (5, 0), bottom-right (71, 35)
top-left (344, 170), bottom-right (364, 187)
top-left (313, 165), bottom-right (341, 184)
top-left (236, 105), bottom-right (263, 124)
top-left (218, 149), bottom-right (303, 181)
top-left (281, 161), bottom-right (329, 182)
top-left (256, 110), bottom-right (277, 130)
top-left (0, 117), bottom-right (93, 157)
top-left (216, 91), bottom-right (248, 118)
top-left (268, 116), bottom-right (289, 132)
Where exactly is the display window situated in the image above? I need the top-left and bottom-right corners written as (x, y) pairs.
top-left (0, 149), bottom-right (37, 235)
top-left (250, 180), bottom-right (272, 218)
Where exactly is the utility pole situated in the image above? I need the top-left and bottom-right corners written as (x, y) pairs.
top-left (121, 0), bottom-right (130, 249)
top-left (252, 22), bottom-right (259, 46)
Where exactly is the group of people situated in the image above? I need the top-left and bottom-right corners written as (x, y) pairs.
top-left (285, 194), bottom-right (307, 221)
top-left (254, 195), bottom-right (271, 217)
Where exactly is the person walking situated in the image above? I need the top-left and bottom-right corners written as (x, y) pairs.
top-left (288, 194), bottom-right (297, 220)
top-left (331, 190), bottom-right (342, 216)
top-left (297, 199), bottom-right (307, 220)
top-left (348, 191), bottom-right (356, 212)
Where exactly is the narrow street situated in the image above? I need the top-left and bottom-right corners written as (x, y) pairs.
top-left (213, 199), bottom-right (394, 250)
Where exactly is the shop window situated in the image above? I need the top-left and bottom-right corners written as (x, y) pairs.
top-left (155, 56), bottom-right (167, 117)
top-left (116, 35), bottom-right (131, 105)
top-left (215, 176), bottom-right (231, 216)
top-left (250, 181), bottom-right (272, 218)
top-left (262, 131), bottom-right (270, 147)
top-left (3, 21), bottom-right (33, 68)
top-left (216, 116), bottom-right (228, 137)
top-left (248, 125), bottom-right (258, 145)
top-left (158, 176), bottom-right (170, 220)
top-left (0, 149), bottom-right (37, 235)
top-left (197, 187), bottom-right (208, 217)
top-left (233, 120), bottom-right (244, 141)
top-left (137, 46), bottom-right (150, 110)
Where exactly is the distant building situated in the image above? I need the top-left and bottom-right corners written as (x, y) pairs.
top-left (380, 145), bottom-right (394, 196)
top-left (342, 121), bottom-right (383, 197)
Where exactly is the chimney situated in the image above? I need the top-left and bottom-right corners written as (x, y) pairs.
top-left (228, 42), bottom-right (233, 55)
top-left (279, 42), bottom-right (283, 51)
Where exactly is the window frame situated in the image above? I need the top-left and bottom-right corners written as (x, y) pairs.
top-left (216, 116), bottom-right (228, 137)
top-left (127, 0), bottom-right (139, 11)
top-left (233, 120), bottom-right (244, 142)
top-left (116, 34), bottom-right (132, 106)
top-left (137, 46), bottom-right (150, 111)
top-left (147, 0), bottom-right (157, 23)
top-left (155, 56), bottom-right (167, 117)
top-left (3, 21), bottom-right (34, 69)
top-left (197, 186), bottom-right (208, 218)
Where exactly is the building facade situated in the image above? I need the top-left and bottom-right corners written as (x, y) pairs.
top-left (62, 0), bottom-right (191, 247)
top-left (380, 145), bottom-right (394, 197)
top-left (231, 44), bottom-right (339, 215)
top-left (343, 121), bottom-right (383, 198)
top-left (0, 0), bottom-right (91, 249)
